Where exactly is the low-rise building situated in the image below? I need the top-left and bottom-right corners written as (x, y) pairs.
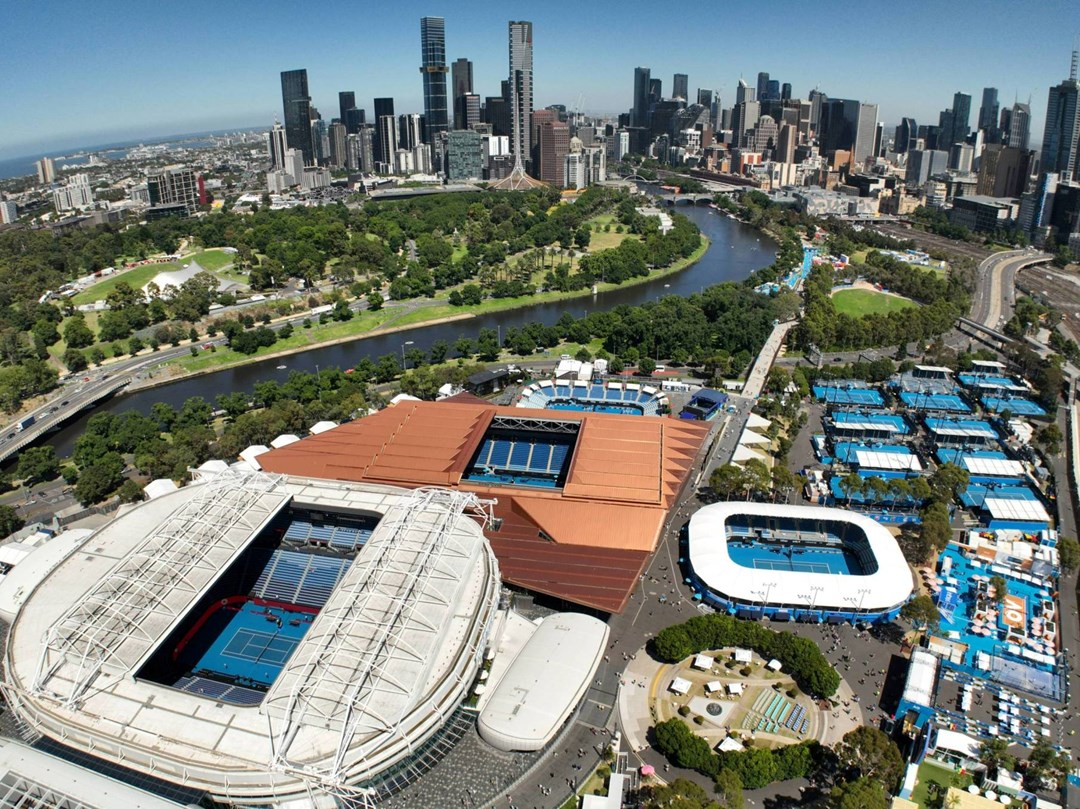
top-left (949, 195), bottom-right (1020, 232)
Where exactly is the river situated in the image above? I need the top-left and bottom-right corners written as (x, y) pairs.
top-left (44, 204), bottom-right (775, 457)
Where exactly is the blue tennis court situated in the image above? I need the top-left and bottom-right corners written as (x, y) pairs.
top-left (192, 602), bottom-right (314, 688)
top-left (813, 386), bottom-right (884, 407)
top-left (981, 396), bottom-right (1047, 417)
top-left (899, 391), bottom-right (971, 412)
top-left (727, 541), bottom-right (866, 575)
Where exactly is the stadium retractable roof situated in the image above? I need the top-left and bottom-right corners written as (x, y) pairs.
top-left (31, 471), bottom-right (290, 707)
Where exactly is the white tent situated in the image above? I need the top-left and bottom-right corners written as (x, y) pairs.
top-left (309, 420), bottom-right (338, 435)
top-left (705, 681), bottom-right (723, 694)
top-left (733, 649), bottom-right (752, 664)
top-left (270, 433), bottom-right (300, 449)
top-left (727, 682), bottom-right (745, 696)
top-left (143, 479), bottom-right (178, 500)
top-left (692, 654), bottom-right (714, 670)
top-left (746, 412), bottom-right (772, 431)
top-left (238, 445), bottom-right (270, 470)
top-left (732, 445), bottom-right (768, 464)
top-left (669, 677), bottom-right (692, 696)
top-left (738, 428), bottom-right (771, 446)
top-left (766, 659), bottom-right (782, 672)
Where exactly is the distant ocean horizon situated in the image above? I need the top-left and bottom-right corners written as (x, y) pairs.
top-left (0, 127), bottom-right (263, 181)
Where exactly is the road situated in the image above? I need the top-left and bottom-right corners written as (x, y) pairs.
top-left (971, 249), bottom-right (1053, 330)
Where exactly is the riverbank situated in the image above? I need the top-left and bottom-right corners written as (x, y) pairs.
top-left (128, 235), bottom-right (711, 392)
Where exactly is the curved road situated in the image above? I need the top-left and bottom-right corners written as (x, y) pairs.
top-left (970, 249), bottom-right (1053, 329)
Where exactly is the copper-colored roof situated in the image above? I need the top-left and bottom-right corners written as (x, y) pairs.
top-left (259, 400), bottom-right (709, 612)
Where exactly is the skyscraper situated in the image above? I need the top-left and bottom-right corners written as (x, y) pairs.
top-left (895, 118), bottom-right (917, 154)
top-left (419, 17), bottom-right (449, 141)
top-left (1007, 102), bottom-right (1031, 151)
top-left (781, 83), bottom-right (792, 101)
top-left (339, 91), bottom-right (356, 126)
top-left (280, 69), bottom-right (314, 165)
top-left (451, 57), bottom-right (474, 130)
top-left (978, 87), bottom-right (999, 133)
top-left (736, 79), bottom-right (756, 105)
top-left (818, 99), bottom-right (877, 164)
top-left (328, 122), bottom-right (347, 169)
top-left (377, 116), bottom-right (398, 169)
top-left (373, 98), bottom-right (395, 168)
top-left (508, 20), bottom-right (534, 170)
top-left (399, 114), bottom-right (424, 151)
top-left (951, 91), bottom-right (972, 146)
top-left (268, 121), bottom-right (287, 169)
top-left (633, 67), bottom-right (651, 128)
top-left (697, 89), bottom-right (713, 107)
top-left (756, 72), bottom-right (770, 102)
top-left (672, 73), bottom-right (688, 101)
top-left (36, 157), bottom-right (55, 184)
top-left (1041, 57), bottom-right (1080, 183)
top-left (648, 78), bottom-right (662, 105)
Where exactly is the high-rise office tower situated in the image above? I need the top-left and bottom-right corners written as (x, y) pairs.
top-left (951, 91), bottom-right (972, 146)
top-left (697, 89), bottom-right (713, 107)
top-left (736, 79), bottom-right (756, 105)
top-left (35, 157), bottom-right (55, 184)
top-left (781, 83), bottom-right (792, 101)
top-left (399, 114), bottom-right (424, 151)
top-left (146, 166), bottom-right (198, 211)
top-left (672, 73), bottom-right (688, 101)
top-left (372, 98), bottom-right (395, 168)
top-left (895, 117), bottom-right (917, 154)
top-left (1042, 54), bottom-right (1080, 183)
top-left (461, 93), bottom-right (481, 130)
top-left (268, 121), bottom-right (288, 169)
top-left (508, 20), bottom-right (534, 169)
top-left (632, 67), bottom-right (651, 127)
top-left (345, 108), bottom-right (365, 134)
top-left (818, 99), bottom-right (878, 164)
top-left (280, 69), bottom-right (314, 165)
top-left (377, 116), bottom-right (398, 168)
top-left (756, 72), bottom-right (770, 102)
top-left (451, 57), bottom-right (474, 130)
top-left (648, 78), bottom-right (662, 105)
top-left (767, 80), bottom-right (780, 102)
top-left (537, 120), bottom-right (570, 186)
top-left (419, 17), bottom-right (449, 141)
top-left (328, 122), bottom-right (347, 168)
top-left (1007, 102), bottom-right (1031, 151)
top-left (339, 91), bottom-right (356, 126)
top-left (978, 87), bottom-right (999, 134)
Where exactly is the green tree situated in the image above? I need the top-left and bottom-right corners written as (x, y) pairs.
top-left (17, 446), bottom-right (60, 485)
top-left (63, 314), bottom-right (95, 348)
top-left (1036, 423), bottom-right (1063, 456)
top-left (900, 594), bottom-right (940, 631)
top-left (654, 626), bottom-right (693, 661)
top-left (833, 726), bottom-right (903, 786)
top-left (710, 464), bottom-right (745, 500)
top-left (366, 290), bottom-right (383, 311)
top-left (988, 574), bottom-right (1007, 604)
top-left (1024, 740), bottom-right (1071, 790)
top-left (74, 453), bottom-right (126, 505)
top-left (642, 778), bottom-right (720, 809)
top-left (1058, 537), bottom-right (1080, 572)
top-left (839, 473), bottom-right (864, 506)
top-left (828, 777), bottom-right (888, 809)
top-left (978, 737), bottom-right (1015, 774)
top-left (0, 504), bottom-right (25, 538)
top-left (87, 346), bottom-right (106, 366)
top-left (63, 347), bottom-right (88, 372)
top-left (638, 356), bottom-right (657, 375)
top-left (928, 462), bottom-right (969, 503)
top-left (919, 501), bottom-right (953, 552)
top-left (117, 479), bottom-right (144, 503)
top-left (713, 769), bottom-right (744, 809)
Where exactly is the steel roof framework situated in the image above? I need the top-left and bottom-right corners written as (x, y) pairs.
top-left (31, 471), bottom-right (288, 708)
top-left (267, 487), bottom-right (495, 797)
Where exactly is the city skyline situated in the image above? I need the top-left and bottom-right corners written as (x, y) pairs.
top-left (0, 0), bottom-right (1077, 159)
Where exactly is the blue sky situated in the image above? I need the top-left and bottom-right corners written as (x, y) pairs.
top-left (0, 0), bottom-right (1075, 158)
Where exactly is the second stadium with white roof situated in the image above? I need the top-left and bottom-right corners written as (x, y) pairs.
top-left (685, 502), bottom-right (913, 623)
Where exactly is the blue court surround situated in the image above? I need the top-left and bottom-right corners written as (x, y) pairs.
top-left (193, 602), bottom-right (314, 688)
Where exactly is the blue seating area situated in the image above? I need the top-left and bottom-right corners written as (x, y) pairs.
top-left (251, 550), bottom-right (351, 608)
top-left (284, 520), bottom-right (373, 552)
top-left (172, 675), bottom-right (265, 706)
top-left (474, 437), bottom-right (569, 476)
top-left (517, 381), bottom-right (662, 415)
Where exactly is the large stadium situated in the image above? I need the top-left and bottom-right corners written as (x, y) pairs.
top-left (685, 502), bottom-right (913, 623)
top-left (2, 470), bottom-right (501, 806)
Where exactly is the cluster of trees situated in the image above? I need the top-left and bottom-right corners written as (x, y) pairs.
top-left (653, 614), bottom-right (841, 697)
top-left (793, 262), bottom-right (962, 352)
top-left (709, 459), bottom-right (799, 504)
top-left (652, 718), bottom-right (902, 808)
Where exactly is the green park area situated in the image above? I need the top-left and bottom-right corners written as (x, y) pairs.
top-left (70, 249), bottom-right (241, 305)
top-left (584, 213), bottom-right (639, 252)
top-left (909, 759), bottom-right (972, 807)
top-left (831, 287), bottom-right (918, 317)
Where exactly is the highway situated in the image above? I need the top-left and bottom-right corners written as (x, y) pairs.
top-left (970, 248), bottom-right (1053, 329)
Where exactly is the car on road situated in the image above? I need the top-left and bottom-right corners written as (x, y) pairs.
top-left (61, 400), bottom-right (68, 406)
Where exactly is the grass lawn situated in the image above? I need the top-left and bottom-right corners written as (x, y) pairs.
top-left (70, 265), bottom-right (168, 305)
top-left (831, 287), bottom-right (917, 317)
top-left (584, 213), bottom-right (636, 252)
top-left (187, 249), bottom-right (235, 271)
top-left (909, 759), bottom-right (972, 807)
